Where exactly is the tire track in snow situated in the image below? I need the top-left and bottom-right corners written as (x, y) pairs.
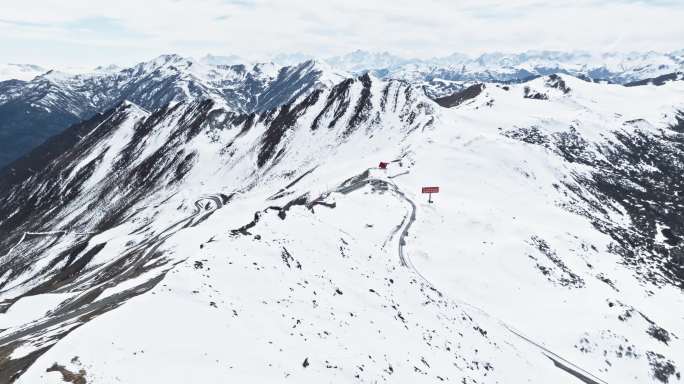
top-left (392, 190), bottom-right (609, 383)
top-left (505, 325), bottom-right (608, 384)
top-left (1, 193), bottom-right (227, 264)
top-left (392, 187), bottom-right (609, 383)
top-left (227, 168), bottom-right (609, 383)
top-left (337, 169), bottom-right (609, 384)
top-left (335, 169), bottom-right (441, 291)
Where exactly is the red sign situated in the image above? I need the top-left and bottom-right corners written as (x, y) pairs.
top-left (421, 186), bottom-right (440, 194)
top-left (378, 162), bottom-right (388, 169)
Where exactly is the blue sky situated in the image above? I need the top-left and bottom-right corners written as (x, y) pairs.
top-left (1, 0), bottom-right (682, 67)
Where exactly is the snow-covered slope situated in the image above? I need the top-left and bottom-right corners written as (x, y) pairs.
top-left (0, 73), bottom-right (683, 384)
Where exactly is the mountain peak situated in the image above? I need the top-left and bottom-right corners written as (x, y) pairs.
top-left (142, 54), bottom-right (194, 71)
top-left (93, 64), bottom-right (122, 73)
top-left (0, 63), bottom-right (47, 81)
top-left (199, 54), bottom-right (245, 66)
top-left (36, 69), bottom-right (74, 83)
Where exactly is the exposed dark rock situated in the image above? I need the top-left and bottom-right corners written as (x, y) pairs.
top-left (433, 84), bottom-right (485, 108)
top-left (546, 74), bottom-right (571, 94)
top-left (529, 236), bottom-right (584, 288)
top-left (311, 79), bottom-right (353, 131)
top-left (46, 363), bottom-right (87, 384)
top-left (258, 90), bottom-right (321, 168)
top-left (625, 72), bottom-right (684, 87)
top-left (346, 74), bottom-right (373, 135)
top-left (524, 86), bottom-right (549, 100)
top-left (647, 325), bottom-right (672, 345)
top-left (646, 352), bottom-right (679, 383)
top-left (503, 116), bottom-right (684, 288)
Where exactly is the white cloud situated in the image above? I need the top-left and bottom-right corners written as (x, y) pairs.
top-left (0, 0), bottom-right (682, 66)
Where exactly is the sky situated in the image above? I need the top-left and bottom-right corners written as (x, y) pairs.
top-left (1, 0), bottom-right (683, 68)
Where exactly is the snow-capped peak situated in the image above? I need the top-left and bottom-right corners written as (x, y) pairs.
top-left (0, 63), bottom-right (47, 82)
top-left (326, 49), bottom-right (417, 73)
top-left (316, 49), bottom-right (684, 88)
top-left (199, 53), bottom-right (245, 66)
top-left (92, 64), bottom-right (122, 74)
top-left (36, 69), bottom-right (75, 83)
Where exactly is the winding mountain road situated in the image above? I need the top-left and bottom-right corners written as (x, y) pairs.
top-left (0, 193), bottom-right (231, 382)
top-left (335, 168), bottom-right (608, 384)
top-left (1, 230), bottom-right (94, 264)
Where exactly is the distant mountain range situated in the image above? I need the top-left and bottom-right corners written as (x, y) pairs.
top-left (320, 49), bottom-right (684, 97)
top-left (6, 49), bottom-right (684, 83)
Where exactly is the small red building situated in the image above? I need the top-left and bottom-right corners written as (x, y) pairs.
top-left (378, 162), bottom-right (388, 169)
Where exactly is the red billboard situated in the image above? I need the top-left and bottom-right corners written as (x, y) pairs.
top-left (421, 186), bottom-right (440, 194)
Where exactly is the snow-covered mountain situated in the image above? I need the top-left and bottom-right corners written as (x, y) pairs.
top-left (0, 71), bottom-right (683, 383)
top-left (0, 54), bottom-right (346, 168)
top-left (271, 53), bottom-right (317, 67)
top-left (199, 54), bottom-right (246, 66)
top-left (325, 50), bottom-right (417, 73)
top-left (1, 54), bottom-right (345, 119)
top-left (3, 49), bottom-right (684, 168)
top-left (0, 64), bottom-right (46, 82)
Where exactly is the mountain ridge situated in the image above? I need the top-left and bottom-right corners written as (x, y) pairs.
top-left (0, 55), bottom-right (347, 168)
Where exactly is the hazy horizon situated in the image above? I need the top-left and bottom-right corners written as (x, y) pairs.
top-left (4, 48), bottom-right (684, 73)
top-left (2, 0), bottom-right (683, 68)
